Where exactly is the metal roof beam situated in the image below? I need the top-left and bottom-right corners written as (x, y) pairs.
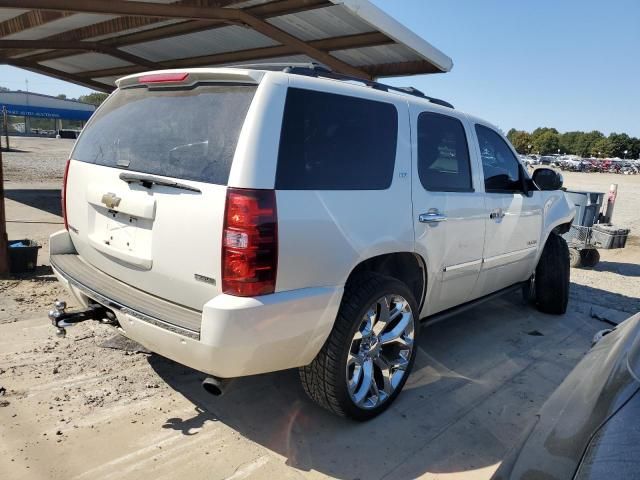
top-left (1, 0), bottom-right (327, 55)
top-left (0, 9), bottom-right (72, 38)
top-left (77, 31), bottom-right (391, 80)
top-left (241, 0), bottom-right (329, 17)
top-left (3, 57), bottom-right (113, 91)
top-left (362, 60), bottom-right (443, 78)
top-left (0, 39), bottom-right (161, 69)
top-left (11, 0), bottom-right (329, 63)
top-left (0, 16), bottom-right (164, 59)
top-left (0, 0), bottom-right (369, 78)
top-left (0, 1), bottom-right (242, 21)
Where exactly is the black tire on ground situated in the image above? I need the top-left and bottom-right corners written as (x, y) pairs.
top-left (535, 233), bottom-right (570, 314)
top-left (299, 272), bottom-right (419, 421)
top-left (580, 248), bottom-right (600, 268)
top-left (569, 248), bottom-right (582, 268)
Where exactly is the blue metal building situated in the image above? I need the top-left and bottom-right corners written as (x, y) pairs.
top-left (0, 90), bottom-right (96, 136)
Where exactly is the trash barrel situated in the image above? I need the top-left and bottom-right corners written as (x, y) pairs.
top-left (564, 191), bottom-right (605, 227)
top-left (8, 239), bottom-right (41, 274)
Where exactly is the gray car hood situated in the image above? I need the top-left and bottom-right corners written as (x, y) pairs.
top-left (493, 312), bottom-right (640, 480)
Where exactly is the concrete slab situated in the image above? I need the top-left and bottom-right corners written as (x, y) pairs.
top-left (1, 138), bottom-right (639, 480)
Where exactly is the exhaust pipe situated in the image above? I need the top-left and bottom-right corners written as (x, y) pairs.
top-left (202, 376), bottom-right (231, 397)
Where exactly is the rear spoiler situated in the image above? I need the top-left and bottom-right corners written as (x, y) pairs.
top-left (117, 68), bottom-right (265, 89)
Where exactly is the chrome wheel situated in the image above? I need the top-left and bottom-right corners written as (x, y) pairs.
top-left (346, 294), bottom-right (415, 409)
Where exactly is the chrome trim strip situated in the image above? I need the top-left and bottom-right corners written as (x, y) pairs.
top-left (443, 259), bottom-right (482, 272)
top-left (483, 246), bottom-right (538, 265)
top-left (51, 260), bottom-right (200, 340)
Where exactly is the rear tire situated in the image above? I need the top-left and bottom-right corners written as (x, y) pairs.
top-left (300, 273), bottom-right (419, 421)
top-left (535, 233), bottom-right (570, 314)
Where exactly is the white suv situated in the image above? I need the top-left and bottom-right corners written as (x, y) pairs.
top-left (49, 65), bottom-right (575, 420)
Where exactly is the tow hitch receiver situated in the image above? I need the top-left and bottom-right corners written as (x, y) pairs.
top-left (48, 300), bottom-right (117, 337)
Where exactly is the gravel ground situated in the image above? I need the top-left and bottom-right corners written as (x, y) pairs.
top-left (3, 137), bottom-right (75, 183)
top-left (1, 137), bottom-right (639, 480)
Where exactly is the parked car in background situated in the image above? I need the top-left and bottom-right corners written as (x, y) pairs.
top-left (49, 65), bottom-right (574, 420)
top-left (492, 312), bottom-right (640, 480)
top-left (518, 154), bottom-right (531, 167)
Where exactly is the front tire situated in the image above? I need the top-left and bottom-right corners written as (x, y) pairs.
top-left (300, 273), bottom-right (419, 420)
top-left (535, 233), bottom-right (570, 314)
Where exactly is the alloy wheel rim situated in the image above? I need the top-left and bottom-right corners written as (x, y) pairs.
top-left (346, 294), bottom-right (415, 409)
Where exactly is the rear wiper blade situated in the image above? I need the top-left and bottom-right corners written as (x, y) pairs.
top-left (119, 172), bottom-right (201, 193)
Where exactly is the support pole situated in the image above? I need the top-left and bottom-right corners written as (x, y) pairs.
top-left (2, 106), bottom-right (8, 151)
top-left (0, 142), bottom-right (9, 277)
top-left (602, 183), bottom-right (618, 224)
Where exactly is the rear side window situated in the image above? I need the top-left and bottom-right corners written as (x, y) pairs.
top-left (72, 85), bottom-right (257, 185)
top-left (417, 112), bottom-right (473, 192)
top-left (276, 88), bottom-right (398, 190)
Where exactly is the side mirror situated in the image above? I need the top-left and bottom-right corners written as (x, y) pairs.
top-left (532, 167), bottom-right (563, 191)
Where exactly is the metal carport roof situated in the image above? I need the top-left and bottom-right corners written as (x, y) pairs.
top-left (0, 0), bottom-right (453, 92)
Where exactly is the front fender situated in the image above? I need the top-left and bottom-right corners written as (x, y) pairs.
top-left (535, 191), bottom-right (575, 263)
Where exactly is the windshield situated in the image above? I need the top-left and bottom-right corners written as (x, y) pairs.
top-left (72, 84), bottom-right (257, 185)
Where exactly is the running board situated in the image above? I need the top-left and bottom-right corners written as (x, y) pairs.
top-left (421, 281), bottom-right (528, 326)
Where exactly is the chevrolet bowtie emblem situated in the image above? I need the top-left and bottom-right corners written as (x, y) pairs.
top-left (101, 192), bottom-right (121, 209)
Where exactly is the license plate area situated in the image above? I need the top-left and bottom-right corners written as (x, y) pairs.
top-left (87, 206), bottom-right (154, 269)
top-left (104, 211), bottom-right (137, 252)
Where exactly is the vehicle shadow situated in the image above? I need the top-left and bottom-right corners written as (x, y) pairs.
top-left (146, 286), bottom-right (616, 479)
top-left (9, 264), bottom-right (57, 282)
top-left (5, 189), bottom-right (62, 217)
top-left (1, 147), bottom-right (29, 153)
top-left (593, 261), bottom-right (640, 278)
top-left (570, 281), bottom-right (640, 314)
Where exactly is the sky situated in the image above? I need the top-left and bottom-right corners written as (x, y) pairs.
top-left (0, 0), bottom-right (638, 136)
top-left (371, 0), bottom-right (640, 137)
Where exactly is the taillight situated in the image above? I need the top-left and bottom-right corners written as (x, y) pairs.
top-left (138, 72), bottom-right (189, 84)
top-left (222, 188), bottom-right (277, 297)
top-left (62, 159), bottom-right (70, 230)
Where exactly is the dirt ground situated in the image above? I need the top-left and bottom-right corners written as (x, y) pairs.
top-left (1, 136), bottom-right (639, 480)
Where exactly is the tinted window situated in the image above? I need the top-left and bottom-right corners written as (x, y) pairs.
top-left (276, 88), bottom-right (398, 190)
top-left (72, 85), bottom-right (257, 185)
top-left (418, 112), bottom-right (472, 192)
top-left (475, 125), bottom-right (523, 193)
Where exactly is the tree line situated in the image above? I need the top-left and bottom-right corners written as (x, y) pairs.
top-left (56, 92), bottom-right (109, 106)
top-left (507, 127), bottom-right (640, 159)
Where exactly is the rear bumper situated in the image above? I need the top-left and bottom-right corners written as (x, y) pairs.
top-left (49, 230), bottom-right (343, 377)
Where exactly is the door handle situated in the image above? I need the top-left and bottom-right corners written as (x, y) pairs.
top-left (419, 210), bottom-right (447, 223)
top-left (490, 208), bottom-right (506, 220)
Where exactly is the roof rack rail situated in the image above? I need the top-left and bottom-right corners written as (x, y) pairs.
top-left (228, 62), bottom-right (324, 73)
top-left (229, 62), bottom-right (454, 109)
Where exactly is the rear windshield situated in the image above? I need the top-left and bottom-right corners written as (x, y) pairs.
top-left (72, 84), bottom-right (257, 185)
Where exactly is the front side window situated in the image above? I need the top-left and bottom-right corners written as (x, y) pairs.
top-left (418, 112), bottom-right (473, 192)
top-left (276, 88), bottom-right (398, 190)
top-left (475, 124), bottom-right (523, 193)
